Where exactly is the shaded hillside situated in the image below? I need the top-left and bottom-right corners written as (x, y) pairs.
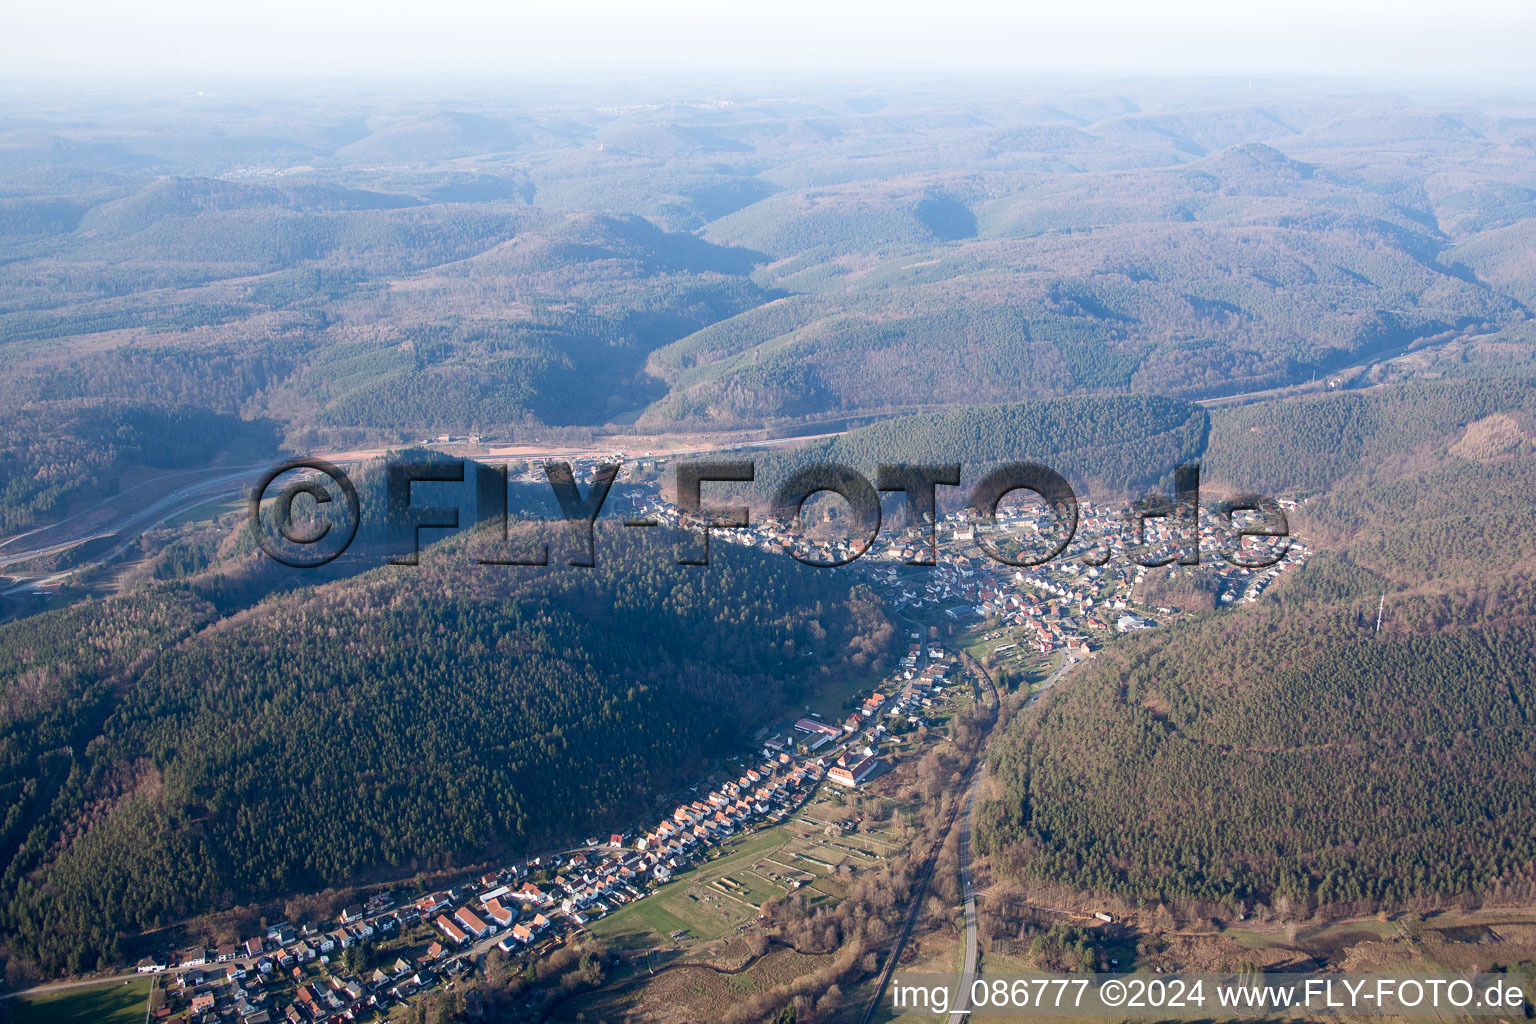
top-left (976, 379), bottom-right (1536, 920)
top-left (978, 608), bottom-right (1536, 917)
top-left (651, 205), bottom-right (1512, 426)
top-left (756, 395), bottom-right (1209, 498)
top-left (1204, 374), bottom-right (1536, 494)
top-left (0, 527), bottom-right (892, 973)
top-left (5, 80), bottom-right (1536, 471)
top-left (0, 402), bottom-right (279, 534)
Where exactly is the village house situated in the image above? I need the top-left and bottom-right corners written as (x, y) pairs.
top-left (453, 905), bottom-right (491, 939)
top-left (828, 755), bottom-right (880, 787)
top-left (482, 896), bottom-right (515, 927)
top-left (434, 914), bottom-right (468, 945)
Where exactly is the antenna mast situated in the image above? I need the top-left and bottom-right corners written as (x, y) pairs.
top-left (1375, 593), bottom-right (1385, 634)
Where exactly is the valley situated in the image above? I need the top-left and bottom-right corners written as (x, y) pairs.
top-left (3, 72), bottom-right (1536, 1024)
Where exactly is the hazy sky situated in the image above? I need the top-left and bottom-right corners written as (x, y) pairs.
top-left (5, 0), bottom-right (1535, 80)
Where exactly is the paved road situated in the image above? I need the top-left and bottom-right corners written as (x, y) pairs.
top-left (0, 464), bottom-right (268, 577)
top-left (949, 771), bottom-right (982, 1023)
top-left (947, 653), bottom-right (1083, 1023)
top-left (857, 751), bottom-right (985, 1024)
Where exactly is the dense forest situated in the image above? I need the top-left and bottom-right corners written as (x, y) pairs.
top-left (6, 77), bottom-right (1536, 985)
top-left (0, 402), bottom-right (276, 533)
top-left (0, 527), bottom-right (893, 974)
top-left (756, 395), bottom-right (1208, 498)
top-left (977, 611), bottom-right (1536, 917)
top-left (1204, 374), bottom-right (1536, 495)
top-left (977, 377), bottom-right (1536, 918)
top-left (6, 80), bottom-right (1536, 530)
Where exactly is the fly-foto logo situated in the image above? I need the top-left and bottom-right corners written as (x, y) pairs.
top-left (247, 457), bottom-right (1288, 570)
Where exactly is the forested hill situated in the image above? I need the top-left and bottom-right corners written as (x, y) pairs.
top-left (756, 395), bottom-right (1209, 499)
top-left (1204, 374), bottom-right (1536, 495)
top-left (0, 528), bottom-right (893, 974)
top-left (0, 401), bottom-right (278, 535)
top-left (8, 81), bottom-right (1536, 535)
top-left (978, 608), bottom-right (1536, 917)
top-left (975, 379), bottom-right (1536, 919)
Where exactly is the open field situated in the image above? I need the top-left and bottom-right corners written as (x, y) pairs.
top-left (8, 977), bottom-right (152, 1024)
top-left (591, 787), bottom-right (906, 953)
top-left (163, 495), bottom-right (246, 528)
top-left (942, 902), bottom-right (1536, 1024)
top-left (800, 662), bottom-right (893, 722)
top-left (851, 926), bottom-right (965, 1024)
top-left (960, 628), bottom-right (1060, 686)
top-left (550, 943), bottom-right (840, 1024)
top-left (592, 828), bottom-right (800, 950)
